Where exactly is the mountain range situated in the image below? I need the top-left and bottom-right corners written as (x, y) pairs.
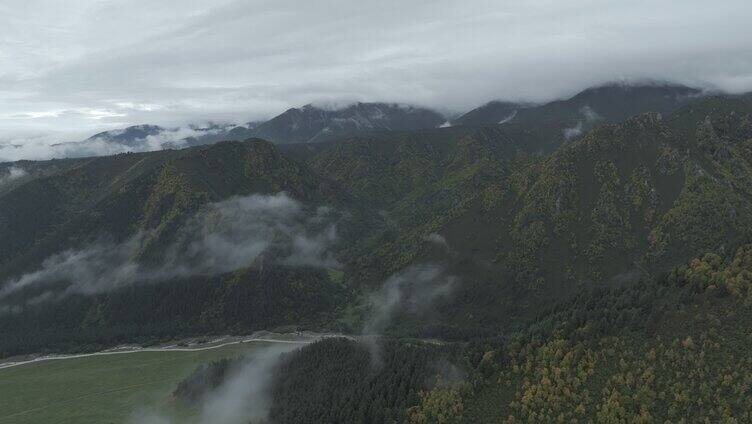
top-left (64, 102), bottom-right (446, 153)
top-left (56, 83), bottom-right (703, 156)
top-left (3, 84), bottom-right (752, 422)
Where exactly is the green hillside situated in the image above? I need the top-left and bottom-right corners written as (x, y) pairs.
top-left (0, 140), bottom-right (358, 357)
top-left (3, 91), bottom-right (752, 422)
top-left (3, 94), bottom-right (752, 354)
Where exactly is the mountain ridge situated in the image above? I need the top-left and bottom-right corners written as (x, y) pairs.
top-left (2, 90), bottom-right (752, 358)
top-left (19, 83), bottom-right (713, 161)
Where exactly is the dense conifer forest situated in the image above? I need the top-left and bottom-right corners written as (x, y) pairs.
top-left (3, 86), bottom-right (752, 421)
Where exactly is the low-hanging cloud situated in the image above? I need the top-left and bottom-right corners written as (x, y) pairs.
top-left (423, 232), bottom-right (449, 248)
top-left (361, 263), bottom-right (457, 364)
top-left (580, 105), bottom-right (602, 123)
top-left (129, 343), bottom-right (302, 424)
top-left (498, 110), bottom-right (518, 124)
top-left (563, 122), bottom-right (584, 140)
top-left (0, 126), bottom-right (224, 162)
top-left (0, 193), bottom-right (340, 312)
top-left (423, 232), bottom-right (459, 259)
top-left (198, 343), bottom-right (300, 424)
top-left (563, 105), bottom-right (603, 140)
top-left (0, 165), bottom-right (27, 185)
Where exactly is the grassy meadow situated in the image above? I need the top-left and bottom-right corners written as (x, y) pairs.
top-left (0, 341), bottom-right (294, 424)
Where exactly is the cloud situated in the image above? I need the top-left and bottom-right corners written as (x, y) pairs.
top-left (0, 193), bottom-right (340, 311)
top-left (423, 232), bottom-right (448, 247)
top-left (0, 126), bottom-right (225, 162)
top-left (198, 344), bottom-right (300, 424)
top-left (498, 110), bottom-right (517, 124)
top-left (361, 263), bottom-right (457, 364)
top-left (129, 343), bottom-right (301, 424)
top-left (563, 122), bottom-right (584, 140)
top-left (1, 0), bottom-right (751, 149)
top-left (580, 105), bottom-right (602, 123)
top-left (563, 105), bottom-right (603, 139)
top-left (0, 165), bottom-right (27, 185)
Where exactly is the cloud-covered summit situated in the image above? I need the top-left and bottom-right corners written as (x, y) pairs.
top-left (1, 0), bottom-right (751, 148)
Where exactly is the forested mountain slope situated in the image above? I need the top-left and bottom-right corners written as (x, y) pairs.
top-left (2, 94), bottom-right (752, 357)
top-left (54, 84), bottom-right (700, 158)
top-left (279, 95), bottom-right (752, 341)
top-left (454, 83), bottom-right (699, 132)
top-left (171, 243), bottom-right (752, 423)
top-left (0, 140), bottom-right (349, 280)
top-left (250, 102), bottom-right (446, 144)
top-left (435, 243), bottom-right (752, 423)
top-left (0, 140), bottom-right (359, 355)
top-left (3, 91), bottom-right (752, 422)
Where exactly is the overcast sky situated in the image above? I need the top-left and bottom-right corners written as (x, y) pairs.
top-left (1, 0), bottom-right (751, 146)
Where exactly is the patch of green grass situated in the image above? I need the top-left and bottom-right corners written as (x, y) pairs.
top-left (0, 341), bottom-right (288, 424)
top-left (326, 268), bottom-right (345, 286)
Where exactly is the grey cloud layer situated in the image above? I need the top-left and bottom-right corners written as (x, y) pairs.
top-left (0, 127), bottom-right (218, 161)
top-left (0, 193), bottom-right (339, 311)
top-left (1, 0), bottom-right (751, 143)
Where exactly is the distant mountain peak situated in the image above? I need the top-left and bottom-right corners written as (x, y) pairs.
top-left (571, 81), bottom-right (701, 100)
top-left (83, 124), bottom-right (167, 148)
top-left (87, 124), bottom-right (164, 141)
top-left (452, 100), bottom-right (529, 127)
top-left (454, 82), bottom-right (703, 136)
top-left (249, 101), bottom-right (445, 144)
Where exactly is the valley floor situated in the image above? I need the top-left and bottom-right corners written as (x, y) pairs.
top-left (0, 330), bottom-right (334, 371)
top-left (0, 332), bottom-right (341, 424)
